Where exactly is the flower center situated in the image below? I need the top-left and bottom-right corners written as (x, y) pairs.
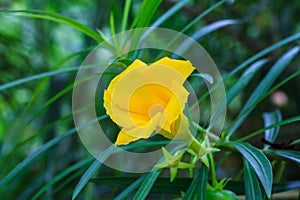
top-left (149, 104), bottom-right (165, 118)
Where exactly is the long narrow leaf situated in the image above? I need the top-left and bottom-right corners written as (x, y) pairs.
top-left (151, 0), bottom-right (191, 27)
top-left (209, 59), bottom-right (268, 129)
top-left (32, 157), bottom-right (94, 200)
top-left (244, 158), bottom-right (263, 200)
top-left (174, 19), bottom-right (239, 57)
top-left (183, 165), bottom-right (208, 200)
top-left (263, 110), bottom-right (282, 148)
top-left (268, 150), bottom-right (300, 164)
top-left (1, 10), bottom-right (104, 43)
top-left (0, 115), bottom-right (107, 188)
top-left (72, 145), bottom-right (116, 200)
top-left (230, 142), bottom-right (273, 198)
top-left (227, 46), bottom-right (299, 137)
top-left (130, 0), bottom-right (162, 28)
top-left (224, 32), bottom-right (300, 80)
top-left (132, 170), bottom-right (162, 200)
top-left (239, 115), bottom-right (300, 141)
top-left (92, 176), bottom-right (300, 195)
top-left (114, 175), bottom-right (146, 200)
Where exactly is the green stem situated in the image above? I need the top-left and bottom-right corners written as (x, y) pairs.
top-left (189, 136), bottom-right (206, 156)
top-left (209, 152), bottom-right (218, 188)
top-left (274, 161), bottom-right (286, 182)
top-left (191, 122), bottom-right (220, 142)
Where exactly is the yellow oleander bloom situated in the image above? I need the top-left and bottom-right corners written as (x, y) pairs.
top-left (103, 57), bottom-right (195, 145)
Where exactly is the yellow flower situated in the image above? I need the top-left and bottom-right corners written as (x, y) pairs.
top-left (103, 57), bottom-right (195, 145)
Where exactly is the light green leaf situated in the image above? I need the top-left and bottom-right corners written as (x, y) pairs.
top-left (1, 10), bottom-right (104, 43)
top-left (121, 0), bottom-right (132, 32)
top-left (130, 0), bottom-right (162, 28)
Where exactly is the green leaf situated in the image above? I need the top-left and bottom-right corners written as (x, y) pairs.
top-left (32, 157), bottom-right (94, 200)
top-left (151, 0), bottom-right (191, 27)
top-left (129, 0), bottom-right (162, 57)
top-left (0, 115), bottom-right (107, 189)
top-left (91, 176), bottom-right (300, 195)
top-left (180, 0), bottom-right (227, 34)
top-left (194, 34), bottom-right (300, 110)
top-left (130, 0), bottom-right (162, 28)
top-left (0, 67), bottom-right (79, 91)
top-left (72, 145), bottom-right (116, 200)
top-left (268, 150), bottom-right (300, 164)
top-left (183, 165), bottom-right (208, 200)
top-left (114, 176), bottom-right (146, 200)
top-left (0, 10), bottom-right (104, 43)
top-left (209, 59), bottom-right (268, 129)
top-left (175, 19), bottom-right (239, 57)
top-left (263, 110), bottom-right (282, 147)
top-left (239, 115), bottom-right (300, 141)
top-left (133, 170), bottom-right (162, 200)
top-left (227, 59), bottom-right (269, 105)
top-left (290, 138), bottom-right (300, 146)
top-left (230, 142), bottom-right (273, 198)
top-left (243, 158), bottom-right (263, 200)
top-left (227, 46), bottom-right (300, 137)
top-left (224, 32), bottom-right (300, 80)
top-left (121, 0), bottom-right (132, 32)
top-left (191, 19), bottom-right (240, 41)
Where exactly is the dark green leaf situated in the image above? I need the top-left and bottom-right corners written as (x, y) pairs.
top-left (268, 150), bottom-right (300, 164)
top-left (0, 115), bottom-right (107, 193)
top-left (239, 115), bottom-right (300, 142)
top-left (263, 110), bottom-right (282, 148)
top-left (244, 158), bottom-right (263, 200)
top-left (114, 175), bottom-right (146, 200)
top-left (224, 33), bottom-right (300, 80)
top-left (151, 0), bottom-right (191, 27)
top-left (230, 142), bottom-right (273, 198)
top-left (183, 165), bottom-right (208, 200)
top-left (92, 176), bottom-right (300, 195)
top-left (132, 170), bottom-right (162, 200)
top-left (210, 59), bottom-right (268, 128)
top-left (72, 145), bottom-right (116, 200)
top-left (32, 157), bottom-right (94, 200)
top-left (227, 46), bottom-right (300, 137)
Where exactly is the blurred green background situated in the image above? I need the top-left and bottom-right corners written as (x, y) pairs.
top-left (0, 0), bottom-right (299, 199)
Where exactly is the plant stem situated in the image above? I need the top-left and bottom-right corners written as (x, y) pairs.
top-left (274, 161), bottom-right (286, 182)
top-left (209, 152), bottom-right (218, 187)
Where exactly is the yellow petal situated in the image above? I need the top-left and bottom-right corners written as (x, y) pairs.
top-left (115, 130), bottom-right (139, 145)
top-left (115, 113), bottom-right (162, 145)
top-left (150, 57), bottom-right (195, 83)
top-left (128, 84), bottom-right (167, 117)
top-left (105, 95), bottom-right (150, 127)
top-left (106, 59), bottom-right (147, 95)
top-left (159, 114), bottom-right (191, 140)
top-left (161, 81), bottom-right (189, 133)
